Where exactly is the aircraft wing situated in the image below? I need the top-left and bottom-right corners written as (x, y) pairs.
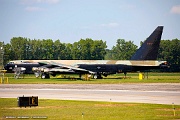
top-left (38, 61), bottom-right (90, 74)
top-left (38, 61), bottom-right (50, 66)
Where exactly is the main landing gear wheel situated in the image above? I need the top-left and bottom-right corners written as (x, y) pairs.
top-left (93, 74), bottom-right (102, 79)
top-left (41, 73), bottom-right (50, 79)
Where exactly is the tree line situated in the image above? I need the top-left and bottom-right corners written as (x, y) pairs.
top-left (0, 37), bottom-right (180, 72)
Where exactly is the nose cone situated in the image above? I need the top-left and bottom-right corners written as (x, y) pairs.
top-left (4, 64), bottom-right (7, 70)
top-left (3, 64), bottom-right (14, 73)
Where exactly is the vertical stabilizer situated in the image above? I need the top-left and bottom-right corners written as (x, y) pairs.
top-left (131, 26), bottom-right (163, 60)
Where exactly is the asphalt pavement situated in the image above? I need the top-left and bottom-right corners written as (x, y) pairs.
top-left (0, 84), bottom-right (180, 105)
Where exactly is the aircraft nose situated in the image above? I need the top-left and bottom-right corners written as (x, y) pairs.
top-left (4, 64), bottom-right (7, 70)
top-left (4, 64), bottom-right (11, 70)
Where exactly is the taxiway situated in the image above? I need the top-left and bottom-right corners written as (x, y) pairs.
top-left (0, 84), bottom-right (180, 105)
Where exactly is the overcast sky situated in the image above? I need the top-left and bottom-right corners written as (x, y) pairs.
top-left (0, 0), bottom-right (180, 48)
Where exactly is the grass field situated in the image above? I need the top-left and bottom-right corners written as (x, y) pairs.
top-left (1, 73), bottom-right (180, 119)
top-left (0, 98), bottom-right (180, 120)
top-left (1, 72), bottom-right (180, 84)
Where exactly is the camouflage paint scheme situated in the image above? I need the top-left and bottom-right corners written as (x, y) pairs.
top-left (8, 60), bottom-right (166, 67)
top-left (4, 26), bottom-right (168, 78)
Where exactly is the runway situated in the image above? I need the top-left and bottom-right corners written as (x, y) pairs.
top-left (0, 84), bottom-right (180, 105)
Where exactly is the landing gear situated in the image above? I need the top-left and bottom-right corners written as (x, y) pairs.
top-left (41, 73), bottom-right (50, 79)
top-left (79, 74), bottom-right (82, 79)
top-left (13, 67), bottom-right (26, 79)
top-left (34, 72), bottom-right (40, 78)
top-left (124, 72), bottom-right (127, 79)
top-left (93, 73), bottom-right (102, 79)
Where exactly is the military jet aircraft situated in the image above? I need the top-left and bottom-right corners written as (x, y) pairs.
top-left (4, 26), bottom-right (168, 79)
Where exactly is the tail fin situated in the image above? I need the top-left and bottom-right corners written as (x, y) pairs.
top-left (131, 26), bottom-right (163, 60)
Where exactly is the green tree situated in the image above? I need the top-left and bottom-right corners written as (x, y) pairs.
top-left (158, 39), bottom-right (180, 71)
top-left (53, 40), bottom-right (67, 60)
top-left (72, 38), bottom-right (107, 60)
top-left (64, 43), bottom-right (73, 59)
top-left (91, 40), bottom-right (107, 60)
top-left (104, 49), bottom-right (113, 60)
top-left (4, 43), bottom-right (15, 63)
top-left (41, 39), bottom-right (54, 59)
top-left (111, 39), bottom-right (137, 60)
top-left (72, 41), bottom-right (81, 59)
top-left (10, 37), bottom-right (28, 59)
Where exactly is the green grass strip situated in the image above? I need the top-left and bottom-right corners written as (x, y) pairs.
top-left (2, 72), bottom-right (180, 84)
top-left (0, 98), bottom-right (180, 120)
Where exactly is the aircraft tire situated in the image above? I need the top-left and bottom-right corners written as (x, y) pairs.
top-left (94, 75), bottom-right (97, 79)
top-left (93, 74), bottom-right (102, 79)
top-left (41, 73), bottom-right (50, 79)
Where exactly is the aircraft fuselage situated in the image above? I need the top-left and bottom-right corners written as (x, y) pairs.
top-left (4, 60), bottom-right (167, 75)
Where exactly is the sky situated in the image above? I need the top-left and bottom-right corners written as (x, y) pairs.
top-left (0, 0), bottom-right (180, 49)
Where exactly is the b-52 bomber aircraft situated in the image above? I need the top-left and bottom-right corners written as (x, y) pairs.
top-left (4, 26), bottom-right (168, 79)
